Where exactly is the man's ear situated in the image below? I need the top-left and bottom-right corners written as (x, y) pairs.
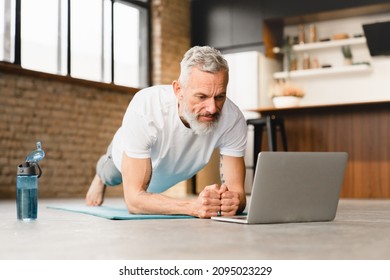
top-left (172, 80), bottom-right (182, 100)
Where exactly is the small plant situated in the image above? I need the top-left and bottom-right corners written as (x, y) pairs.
top-left (342, 46), bottom-right (353, 65)
top-left (342, 46), bottom-right (353, 58)
top-left (269, 80), bottom-right (305, 98)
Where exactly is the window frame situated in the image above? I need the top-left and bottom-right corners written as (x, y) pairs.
top-left (4, 0), bottom-right (150, 88)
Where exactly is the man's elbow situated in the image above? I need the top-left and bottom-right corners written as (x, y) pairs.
top-left (124, 193), bottom-right (145, 214)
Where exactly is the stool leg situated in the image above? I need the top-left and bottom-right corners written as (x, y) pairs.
top-left (266, 116), bottom-right (277, 151)
top-left (279, 120), bottom-right (288, 151)
top-left (252, 124), bottom-right (263, 169)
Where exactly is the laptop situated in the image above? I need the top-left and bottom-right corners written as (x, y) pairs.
top-left (211, 152), bottom-right (348, 224)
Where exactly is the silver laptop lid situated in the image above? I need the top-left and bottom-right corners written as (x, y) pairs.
top-left (246, 152), bottom-right (348, 224)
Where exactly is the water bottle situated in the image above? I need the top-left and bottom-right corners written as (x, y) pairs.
top-left (16, 141), bottom-right (45, 221)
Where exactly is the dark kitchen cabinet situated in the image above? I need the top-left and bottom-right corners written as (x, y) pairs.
top-left (191, 0), bottom-right (264, 51)
top-left (191, 0), bottom-right (390, 51)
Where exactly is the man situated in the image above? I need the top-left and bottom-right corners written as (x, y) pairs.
top-left (86, 46), bottom-right (247, 218)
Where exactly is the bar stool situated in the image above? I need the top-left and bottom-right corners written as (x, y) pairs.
top-left (246, 115), bottom-right (288, 169)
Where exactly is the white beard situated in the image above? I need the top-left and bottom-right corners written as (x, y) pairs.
top-left (182, 102), bottom-right (219, 136)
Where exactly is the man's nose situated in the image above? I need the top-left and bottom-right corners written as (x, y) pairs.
top-left (205, 98), bottom-right (217, 114)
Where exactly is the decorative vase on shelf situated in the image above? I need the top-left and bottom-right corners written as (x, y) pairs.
top-left (272, 96), bottom-right (302, 108)
top-left (269, 80), bottom-right (305, 108)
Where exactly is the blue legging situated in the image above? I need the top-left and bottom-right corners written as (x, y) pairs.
top-left (96, 142), bottom-right (122, 186)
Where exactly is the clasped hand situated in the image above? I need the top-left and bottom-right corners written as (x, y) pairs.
top-left (194, 183), bottom-right (240, 218)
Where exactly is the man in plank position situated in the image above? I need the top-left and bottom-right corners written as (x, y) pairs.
top-left (86, 46), bottom-right (247, 218)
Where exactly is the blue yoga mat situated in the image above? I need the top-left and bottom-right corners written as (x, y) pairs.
top-left (48, 205), bottom-right (195, 220)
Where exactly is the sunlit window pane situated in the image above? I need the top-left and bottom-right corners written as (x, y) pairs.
top-left (0, 0), bottom-right (15, 63)
top-left (71, 0), bottom-right (103, 81)
top-left (3, 0), bottom-right (149, 87)
top-left (21, 0), bottom-right (64, 74)
top-left (102, 0), bottom-right (112, 83)
top-left (114, 2), bottom-right (140, 87)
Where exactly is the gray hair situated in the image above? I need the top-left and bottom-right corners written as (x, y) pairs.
top-left (179, 46), bottom-right (229, 87)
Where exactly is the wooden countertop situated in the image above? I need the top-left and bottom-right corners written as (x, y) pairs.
top-left (249, 99), bottom-right (390, 198)
top-left (251, 100), bottom-right (390, 114)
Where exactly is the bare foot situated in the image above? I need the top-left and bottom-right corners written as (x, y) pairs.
top-left (86, 174), bottom-right (106, 206)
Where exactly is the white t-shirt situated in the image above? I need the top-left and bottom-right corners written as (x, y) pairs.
top-left (112, 85), bottom-right (247, 193)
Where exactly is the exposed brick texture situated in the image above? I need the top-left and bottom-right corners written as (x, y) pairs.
top-left (152, 0), bottom-right (191, 85)
top-left (0, 70), bottom-right (133, 198)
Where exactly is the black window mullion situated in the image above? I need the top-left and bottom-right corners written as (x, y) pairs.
top-left (67, 0), bottom-right (71, 76)
top-left (14, 0), bottom-right (21, 65)
top-left (122, 0), bottom-right (149, 9)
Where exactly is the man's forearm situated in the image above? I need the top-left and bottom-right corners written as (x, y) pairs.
top-left (124, 190), bottom-right (197, 216)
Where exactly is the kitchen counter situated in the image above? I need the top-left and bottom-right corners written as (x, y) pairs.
top-left (250, 100), bottom-right (390, 198)
top-left (252, 100), bottom-right (390, 114)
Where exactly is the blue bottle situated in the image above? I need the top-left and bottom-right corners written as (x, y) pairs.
top-left (16, 142), bottom-right (45, 221)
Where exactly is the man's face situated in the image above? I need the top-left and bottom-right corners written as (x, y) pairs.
top-left (174, 67), bottom-right (228, 135)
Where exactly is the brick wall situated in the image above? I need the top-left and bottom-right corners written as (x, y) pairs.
top-left (0, 67), bottom-right (135, 198)
top-left (0, 0), bottom-right (191, 199)
top-left (152, 0), bottom-right (191, 85)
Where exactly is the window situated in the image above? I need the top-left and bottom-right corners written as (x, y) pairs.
top-left (21, 0), bottom-right (67, 75)
top-left (0, 0), bottom-right (150, 88)
top-left (113, 2), bottom-right (148, 87)
top-left (0, 0), bottom-right (15, 63)
top-left (71, 0), bottom-right (105, 81)
top-left (114, 2), bottom-right (140, 87)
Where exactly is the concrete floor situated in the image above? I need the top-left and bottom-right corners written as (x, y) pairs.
top-left (1, 198), bottom-right (390, 260)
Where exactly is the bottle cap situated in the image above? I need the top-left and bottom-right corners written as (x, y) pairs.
top-left (19, 142), bottom-right (45, 177)
top-left (17, 162), bottom-right (41, 177)
top-left (26, 141), bottom-right (45, 163)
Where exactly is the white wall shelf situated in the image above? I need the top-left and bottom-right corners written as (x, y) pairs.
top-left (292, 37), bottom-right (367, 52)
top-left (273, 12), bottom-right (390, 105)
top-left (273, 64), bottom-right (371, 79)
